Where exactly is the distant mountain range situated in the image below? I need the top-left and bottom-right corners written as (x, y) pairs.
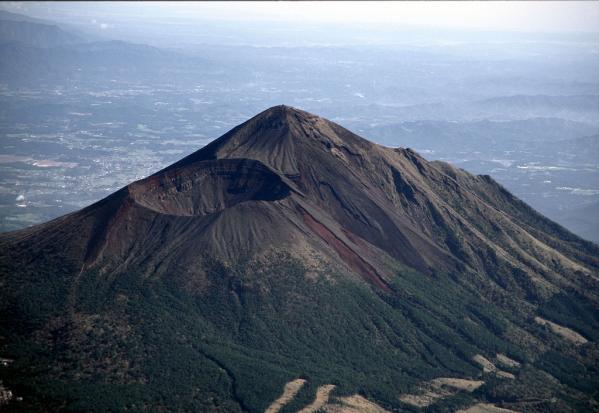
top-left (0, 9), bottom-right (97, 46)
top-left (479, 94), bottom-right (599, 115)
top-left (0, 19), bottom-right (82, 48)
top-left (368, 117), bottom-right (599, 149)
top-left (0, 11), bottom-right (208, 84)
top-left (1, 106), bottom-right (598, 412)
top-left (359, 95), bottom-right (599, 125)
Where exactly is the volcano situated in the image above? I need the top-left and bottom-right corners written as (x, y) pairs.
top-left (1, 106), bottom-right (598, 412)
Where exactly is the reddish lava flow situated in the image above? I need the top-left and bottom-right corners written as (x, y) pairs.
top-left (301, 209), bottom-right (391, 292)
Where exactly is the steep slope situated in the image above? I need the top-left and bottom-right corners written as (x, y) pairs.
top-left (1, 106), bottom-right (598, 412)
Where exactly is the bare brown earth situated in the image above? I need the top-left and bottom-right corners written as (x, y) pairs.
top-left (300, 208), bottom-right (390, 291)
top-left (297, 384), bottom-right (336, 413)
top-left (324, 394), bottom-right (390, 413)
top-left (264, 382), bottom-right (389, 413)
top-left (496, 370), bottom-right (516, 380)
top-left (473, 354), bottom-right (517, 379)
top-left (534, 316), bottom-right (588, 345)
top-left (266, 381), bottom-right (390, 413)
top-left (264, 378), bottom-right (306, 413)
top-left (399, 377), bottom-right (484, 407)
top-left (457, 403), bottom-right (521, 413)
top-left (496, 354), bottom-right (521, 368)
top-left (473, 354), bottom-right (497, 373)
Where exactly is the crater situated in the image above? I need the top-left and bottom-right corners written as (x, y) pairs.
top-left (129, 158), bottom-right (291, 216)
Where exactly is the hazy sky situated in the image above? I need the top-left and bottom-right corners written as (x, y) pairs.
top-left (3, 1), bottom-right (599, 33)
top-left (164, 1), bottom-right (599, 33)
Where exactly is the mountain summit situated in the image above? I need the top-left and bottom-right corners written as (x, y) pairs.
top-left (1, 106), bottom-right (598, 412)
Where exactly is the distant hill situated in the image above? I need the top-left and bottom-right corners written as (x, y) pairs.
top-left (362, 95), bottom-right (599, 124)
top-left (0, 9), bottom-right (50, 24)
top-left (0, 39), bottom-right (206, 85)
top-left (367, 117), bottom-right (599, 149)
top-left (0, 10), bottom-right (209, 85)
top-left (1, 106), bottom-right (598, 412)
top-left (0, 16), bottom-right (83, 48)
top-left (479, 94), bottom-right (599, 113)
